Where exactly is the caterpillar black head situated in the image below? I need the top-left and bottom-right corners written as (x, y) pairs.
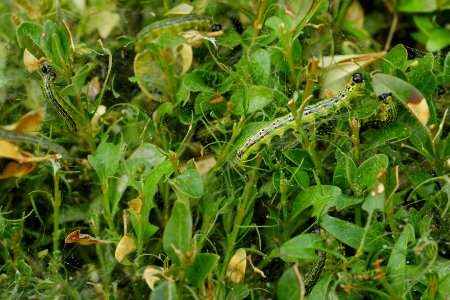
top-left (41, 64), bottom-right (52, 74)
top-left (41, 64), bottom-right (56, 79)
top-left (211, 23), bottom-right (222, 32)
top-left (378, 92), bottom-right (393, 103)
top-left (352, 73), bottom-right (364, 84)
top-left (438, 85), bottom-right (446, 96)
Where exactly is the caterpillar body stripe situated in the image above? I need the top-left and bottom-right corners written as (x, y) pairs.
top-left (0, 128), bottom-right (69, 157)
top-left (317, 92), bottom-right (398, 134)
top-left (136, 15), bottom-right (221, 51)
top-left (235, 73), bottom-right (366, 163)
top-left (41, 64), bottom-right (77, 131)
top-left (364, 92), bottom-right (398, 127)
top-left (304, 251), bottom-right (327, 294)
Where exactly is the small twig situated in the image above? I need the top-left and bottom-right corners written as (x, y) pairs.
top-left (384, 1), bottom-right (398, 51)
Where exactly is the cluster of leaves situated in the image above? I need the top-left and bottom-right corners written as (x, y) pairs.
top-left (0, 0), bottom-right (449, 299)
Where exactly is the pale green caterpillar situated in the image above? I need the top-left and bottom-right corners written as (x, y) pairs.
top-left (234, 73), bottom-right (366, 163)
top-left (41, 64), bottom-right (77, 131)
top-left (136, 15), bottom-right (222, 51)
top-left (317, 91), bottom-right (398, 134)
top-left (364, 92), bottom-right (398, 128)
top-left (0, 128), bottom-right (69, 157)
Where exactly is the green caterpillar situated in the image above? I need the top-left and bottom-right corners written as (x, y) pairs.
top-left (136, 15), bottom-right (222, 51)
top-left (316, 91), bottom-right (398, 134)
top-left (363, 92), bottom-right (397, 128)
top-left (41, 64), bottom-right (77, 131)
top-left (234, 73), bottom-right (366, 163)
top-left (0, 128), bottom-right (69, 157)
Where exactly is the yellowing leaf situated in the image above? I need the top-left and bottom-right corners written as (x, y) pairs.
top-left (85, 11), bottom-right (120, 38)
top-left (407, 95), bottom-right (430, 126)
top-left (176, 44), bottom-right (193, 75)
top-left (226, 248), bottom-right (247, 284)
top-left (0, 138), bottom-right (62, 180)
top-left (0, 109), bottom-right (45, 134)
top-left (23, 48), bottom-right (40, 72)
top-left (0, 160), bottom-right (36, 179)
top-left (179, 155), bottom-right (217, 175)
top-left (193, 155), bottom-right (217, 175)
top-left (165, 3), bottom-right (193, 15)
top-left (319, 52), bottom-right (385, 96)
top-left (142, 266), bottom-right (163, 290)
top-left (248, 254), bottom-right (266, 278)
top-left (0, 140), bottom-right (61, 162)
top-left (65, 230), bottom-right (113, 245)
top-left (95, 11), bottom-right (120, 38)
top-left (128, 198), bottom-right (142, 214)
top-left (115, 234), bottom-right (137, 265)
top-left (88, 77), bottom-right (100, 98)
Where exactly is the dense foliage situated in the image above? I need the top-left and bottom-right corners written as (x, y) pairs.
top-left (0, 0), bottom-right (449, 299)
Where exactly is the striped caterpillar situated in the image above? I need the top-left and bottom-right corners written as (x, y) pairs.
top-left (0, 128), bottom-right (68, 157)
top-left (41, 64), bottom-right (77, 131)
top-left (135, 15), bottom-right (222, 51)
top-left (363, 92), bottom-right (397, 128)
top-left (234, 73), bottom-right (366, 163)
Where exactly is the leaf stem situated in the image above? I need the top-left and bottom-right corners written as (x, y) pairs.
top-left (219, 154), bottom-right (262, 279)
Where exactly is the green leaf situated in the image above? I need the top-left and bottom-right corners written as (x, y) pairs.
top-left (126, 143), bottom-right (166, 178)
top-left (320, 215), bottom-right (363, 249)
top-left (87, 138), bottom-right (123, 182)
top-left (382, 44), bottom-right (407, 74)
top-left (413, 16), bottom-right (435, 35)
top-left (16, 257), bottom-right (32, 276)
top-left (230, 85), bottom-right (274, 115)
top-left (387, 224), bottom-right (415, 294)
top-left (320, 215), bottom-right (387, 252)
top-left (332, 155), bottom-right (357, 191)
top-left (288, 0), bottom-right (314, 31)
top-left (444, 52), bottom-right (450, 84)
top-left (444, 136), bottom-right (450, 158)
top-left (410, 70), bottom-right (437, 108)
top-left (163, 200), bottom-right (192, 265)
top-left (156, 102), bottom-right (174, 120)
top-left (362, 184), bottom-right (385, 213)
top-left (129, 209), bottom-right (158, 244)
top-left (16, 21), bottom-right (44, 51)
top-left (283, 149), bottom-right (314, 170)
top-left (150, 281), bottom-right (177, 300)
top-left (143, 161), bottom-right (173, 216)
top-left (278, 268), bottom-right (300, 300)
top-left (225, 284), bottom-right (250, 300)
top-left (279, 234), bottom-right (322, 262)
top-left (71, 64), bottom-right (91, 96)
top-left (288, 167), bottom-right (310, 189)
top-left (265, 16), bottom-right (289, 38)
top-left (269, 47), bottom-right (289, 75)
top-left (437, 273), bottom-right (450, 299)
top-left (335, 194), bottom-right (363, 211)
top-left (194, 90), bottom-right (216, 115)
top-left (182, 71), bottom-right (210, 92)
top-left (364, 123), bottom-right (411, 149)
top-left (409, 124), bottom-right (434, 160)
top-left (292, 185), bottom-right (341, 218)
top-left (186, 253), bottom-right (220, 287)
top-left (396, 0), bottom-right (437, 12)
top-left (426, 28), bottom-right (450, 52)
top-left (305, 274), bottom-right (333, 300)
top-left (43, 21), bottom-right (70, 66)
top-left (170, 169), bottom-right (204, 198)
top-left (249, 49), bottom-right (271, 86)
top-left (356, 154), bottom-right (389, 189)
